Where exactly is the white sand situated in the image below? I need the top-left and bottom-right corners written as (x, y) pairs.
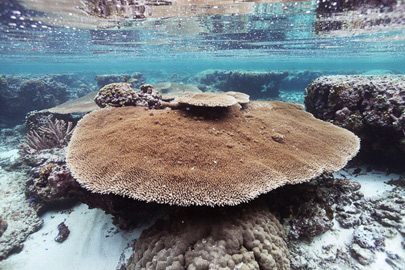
top-left (0, 149), bottom-right (19, 164)
top-left (336, 167), bottom-right (399, 198)
top-left (0, 204), bottom-right (147, 270)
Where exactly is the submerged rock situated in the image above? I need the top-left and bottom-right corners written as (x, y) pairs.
top-left (194, 70), bottom-right (288, 99)
top-left (54, 222), bottom-right (70, 243)
top-left (305, 75), bottom-right (405, 168)
top-left (0, 216), bottom-right (7, 238)
top-left (350, 243), bottom-right (375, 265)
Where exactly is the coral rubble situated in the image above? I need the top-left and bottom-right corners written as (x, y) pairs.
top-left (275, 170), bottom-right (405, 270)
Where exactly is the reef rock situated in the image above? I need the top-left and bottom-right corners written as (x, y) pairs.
top-left (305, 75), bottom-right (405, 167)
top-left (194, 70), bottom-right (288, 99)
top-left (280, 71), bottom-right (323, 91)
top-left (127, 203), bottom-right (290, 270)
top-left (350, 243), bottom-right (375, 265)
top-left (95, 73), bottom-right (145, 89)
top-left (32, 164), bottom-right (83, 203)
top-left (0, 73), bottom-right (96, 126)
top-left (288, 201), bottom-right (334, 241)
top-left (94, 83), bottom-right (162, 109)
top-left (266, 173), bottom-right (363, 241)
top-left (0, 216), bottom-right (7, 238)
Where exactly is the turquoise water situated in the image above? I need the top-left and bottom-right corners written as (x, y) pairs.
top-left (0, 0), bottom-right (403, 126)
top-left (0, 0), bottom-right (404, 75)
top-left (0, 1), bottom-right (404, 269)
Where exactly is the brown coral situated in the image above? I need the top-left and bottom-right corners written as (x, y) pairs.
top-left (127, 203), bottom-right (290, 270)
top-left (66, 100), bottom-right (360, 206)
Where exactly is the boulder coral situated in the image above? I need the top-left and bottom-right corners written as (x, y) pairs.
top-left (94, 82), bottom-right (137, 108)
top-left (66, 99), bottom-right (360, 206)
top-left (127, 203), bottom-right (290, 270)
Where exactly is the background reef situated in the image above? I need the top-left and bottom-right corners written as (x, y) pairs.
top-left (1, 68), bottom-right (400, 127)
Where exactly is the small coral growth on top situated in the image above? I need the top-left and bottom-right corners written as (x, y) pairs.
top-left (94, 83), bottom-right (163, 109)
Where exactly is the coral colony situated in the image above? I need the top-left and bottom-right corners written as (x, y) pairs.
top-left (64, 85), bottom-right (359, 268)
top-left (2, 73), bottom-right (403, 268)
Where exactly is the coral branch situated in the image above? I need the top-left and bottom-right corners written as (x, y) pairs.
top-left (20, 119), bottom-right (75, 155)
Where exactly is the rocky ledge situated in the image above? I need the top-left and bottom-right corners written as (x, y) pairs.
top-left (305, 75), bottom-right (405, 168)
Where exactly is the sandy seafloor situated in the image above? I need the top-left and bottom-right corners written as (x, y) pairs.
top-left (0, 204), bottom-right (144, 270)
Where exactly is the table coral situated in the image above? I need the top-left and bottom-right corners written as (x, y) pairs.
top-left (67, 100), bottom-right (359, 206)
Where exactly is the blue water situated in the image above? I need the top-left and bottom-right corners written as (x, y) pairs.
top-left (0, 0), bottom-right (404, 125)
